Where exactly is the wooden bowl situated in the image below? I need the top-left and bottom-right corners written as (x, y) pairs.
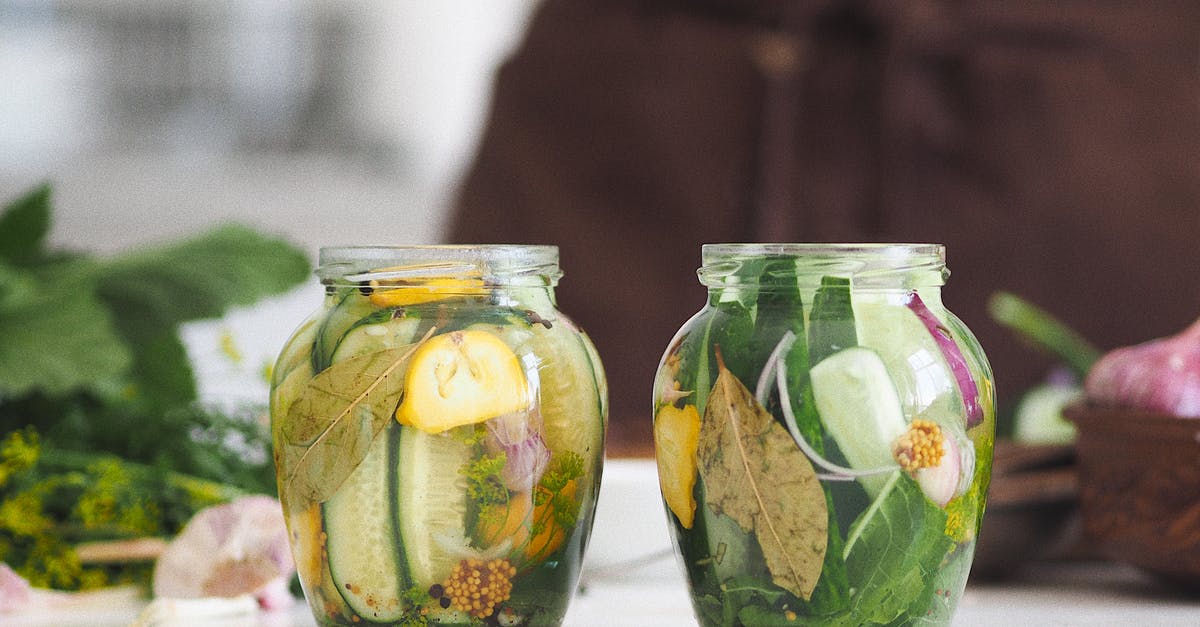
top-left (1063, 403), bottom-right (1200, 589)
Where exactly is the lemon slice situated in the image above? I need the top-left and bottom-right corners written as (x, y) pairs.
top-left (396, 330), bottom-right (530, 433)
top-left (654, 404), bottom-right (700, 528)
top-left (368, 275), bottom-right (487, 307)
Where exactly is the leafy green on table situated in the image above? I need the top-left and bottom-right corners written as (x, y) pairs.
top-left (697, 358), bottom-right (827, 600)
top-left (0, 183), bottom-right (311, 590)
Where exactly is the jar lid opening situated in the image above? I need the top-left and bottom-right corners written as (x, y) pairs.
top-left (698, 243), bottom-right (948, 289)
top-left (317, 245), bottom-right (562, 287)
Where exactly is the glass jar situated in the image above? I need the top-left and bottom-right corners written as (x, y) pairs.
top-left (271, 245), bottom-right (606, 626)
top-left (652, 244), bottom-right (994, 625)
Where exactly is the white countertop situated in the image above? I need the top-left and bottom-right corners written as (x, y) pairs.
top-left (10, 460), bottom-right (1199, 626)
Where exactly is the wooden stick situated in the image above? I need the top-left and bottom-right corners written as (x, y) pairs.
top-left (75, 537), bottom-right (169, 564)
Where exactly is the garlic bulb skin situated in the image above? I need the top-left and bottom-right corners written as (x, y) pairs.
top-left (152, 495), bottom-right (293, 605)
top-left (1084, 318), bottom-right (1200, 417)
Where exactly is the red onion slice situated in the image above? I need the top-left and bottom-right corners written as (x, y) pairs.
top-left (906, 292), bottom-right (983, 428)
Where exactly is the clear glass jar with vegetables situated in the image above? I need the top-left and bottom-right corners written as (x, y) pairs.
top-left (653, 244), bottom-right (994, 625)
top-left (271, 246), bottom-right (607, 626)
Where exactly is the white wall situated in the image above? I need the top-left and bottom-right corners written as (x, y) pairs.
top-left (0, 0), bottom-right (541, 407)
top-left (0, 0), bottom-right (540, 256)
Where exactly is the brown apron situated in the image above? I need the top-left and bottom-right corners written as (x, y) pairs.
top-left (450, 0), bottom-right (1200, 451)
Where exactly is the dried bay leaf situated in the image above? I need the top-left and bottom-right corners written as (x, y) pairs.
top-left (697, 360), bottom-right (828, 600)
top-left (281, 337), bottom-right (426, 504)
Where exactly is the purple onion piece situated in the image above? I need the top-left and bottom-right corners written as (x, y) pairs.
top-left (906, 292), bottom-right (983, 428)
top-left (1084, 318), bottom-right (1200, 417)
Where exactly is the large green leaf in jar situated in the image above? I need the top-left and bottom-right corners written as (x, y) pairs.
top-left (280, 340), bottom-right (423, 504)
top-left (697, 359), bottom-right (828, 600)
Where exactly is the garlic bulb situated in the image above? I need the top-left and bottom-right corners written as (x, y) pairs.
top-left (152, 495), bottom-right (294, 608)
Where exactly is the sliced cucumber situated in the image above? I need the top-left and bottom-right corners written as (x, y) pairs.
top-left (273, 316), bottom-right (319, 384)
top-left (854, 297), bottom-right (958, 420)
top-left (810, 346), bottom-right (907, 496)
top-left (331, 315), bottom-right (420, 363)
top-left (395, 426), bottom-right (474, 590)
top-left (324, 427), bottom-right (408, 623)
top-left (312, 289), bottom-right (382, 373)
top-left (531, 317), bottom-right (605, 462)
top-left (474, 313), bottom-right (605, 461)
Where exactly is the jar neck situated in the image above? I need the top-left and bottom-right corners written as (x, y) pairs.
top-left (698, 243), bottom-right (948, 293)
top-left (317, 245), bottom-right (562, 289)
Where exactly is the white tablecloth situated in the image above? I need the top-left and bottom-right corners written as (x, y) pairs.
top-left (11, 460), bottom-right (1199, 626)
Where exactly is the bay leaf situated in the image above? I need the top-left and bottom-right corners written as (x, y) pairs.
top-left (697, 361), bottom-right (828, 600)
top-left (281, 339), bottom-right (423, 504)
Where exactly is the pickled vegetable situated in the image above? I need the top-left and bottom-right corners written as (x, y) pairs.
top-left (654, 244), bottom-right (993, 626)
top-left (272, 251), bottom-right (604, 627)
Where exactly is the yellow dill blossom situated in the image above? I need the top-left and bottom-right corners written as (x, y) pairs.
top-left (892, 420), bottom-right (945, 472)
top-left (0, 492), bottom-right (53, 536)
top-left (219, 328), bottom-right (244, 364)
top-left (0, 428), bottom-right (39, 487)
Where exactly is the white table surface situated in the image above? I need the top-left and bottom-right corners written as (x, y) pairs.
top-left (10, 460), bottom-right (1199, 626)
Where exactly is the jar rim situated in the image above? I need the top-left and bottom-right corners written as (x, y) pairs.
top-left (702, 242), bottom-right (944, 258)
top-left (317, 245), bottom-right (561, 286)
top-left (699, 243), bottom-right (948, 288)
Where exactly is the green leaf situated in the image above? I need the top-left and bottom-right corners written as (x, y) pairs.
top-left (0, 260), bottom-right (36, 310)
top-left (808, 276), bottom-right (857, 365)
top-left (92, 223), bottom-right (310, 408)
top-left (746, 257), bottom-right (851, 616)
top-left (0, 184), bottom-right (51, 265)
top-left (95, 223), bottom-right (311, 326)
top-left (707, 301), bottom-right (756, 386)
top-left (0, 280), bottom-right (131, 397)
top-left (841, 473), bottom-right (953, 624)
top-left (281, 342), bottom-right (421, 504)
top-left (698, 361), bottom-right (828, 600)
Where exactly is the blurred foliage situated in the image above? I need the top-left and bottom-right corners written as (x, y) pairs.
top-left (0, 184), bottom-right (311, 590)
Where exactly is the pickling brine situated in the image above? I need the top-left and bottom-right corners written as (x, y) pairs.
top-left (271, 246), bottom-right (606, 626)
top-left (653, 244), bottom-right (994, 626)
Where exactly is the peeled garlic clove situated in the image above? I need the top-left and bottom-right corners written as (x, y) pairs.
top-left (913, 432), bottom-right (971, 508)
top-left (152, 495), bottom-right (293, 606)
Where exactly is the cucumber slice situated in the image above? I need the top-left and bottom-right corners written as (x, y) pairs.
top-left (273, 316), bottom-right (319, 383)
top-left (810, 346), bottom-right (907, 495)
top-left (855, 297), bottom-right (958, 416)
top-left (331, 316), bottom-right (420, 363)
top-left (324, 428), bottom-right (407, 623)
top-left (529, 317), bottom-right (605, 461)
top-left (312, 290), bottom-right (381, 373)
top-left (476, 314), bottom-right (605, 461)
top-left (395, 426), bottom-right (474, 590)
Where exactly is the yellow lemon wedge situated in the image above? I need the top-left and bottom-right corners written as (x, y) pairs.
top-left (368, 273), bottom-right (487, 307)
top-left (654, 403), bottom-right (701, 529)
top-left (396, 330), bottom-right (530, 433)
